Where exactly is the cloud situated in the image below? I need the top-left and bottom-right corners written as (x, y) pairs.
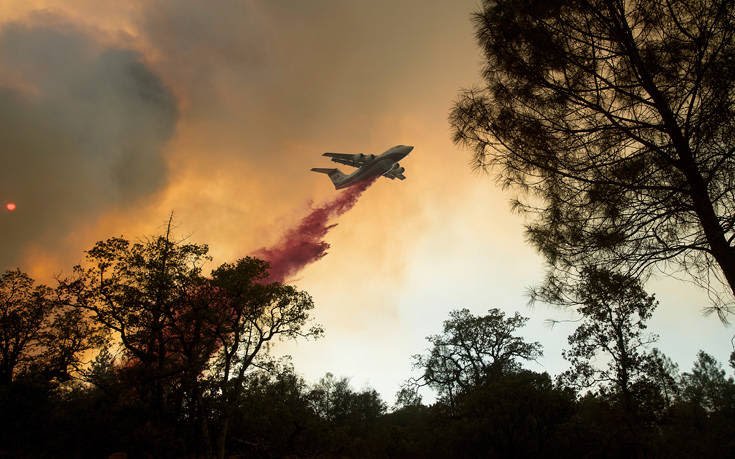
top-left (136, 0), bottom-right (432, 162)
top-left (0, 13), bottom-right (177, 269)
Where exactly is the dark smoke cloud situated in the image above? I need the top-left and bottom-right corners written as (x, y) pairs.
top-left (253, 177), bottom-right (378, 283)
top-left (0, 14), bottom-right (177, 269)
top-left (137, 0), bottom-right (432, 162)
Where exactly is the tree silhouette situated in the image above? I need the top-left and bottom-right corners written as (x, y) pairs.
top-left (3, 258), bottom-right (735, 457)
top-left (63, 229), bottom-right (321, 458)
top-left (206, 258), bottom-right (322, 459)
top-left (558, 267), bottom-right (658, 415)
top-left (406, 308), bottom-right (542, 405)
top-left (64, 234), bottom-right (211, 417)
top-left (643, 347), bottom-right (681, 408)
top-left (306, 373), bottom-right (387, 456)
top-left (0, 270), bottom-right (54, 384)
top-left (0, 269), bottom-right (101, 385)
top-left (681, 350), bottom-right (735, 412)
top-left (451, 0), bottom-right (735, 316)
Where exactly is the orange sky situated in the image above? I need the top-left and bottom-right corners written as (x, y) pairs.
top-left (1, 0), bottom-right (733, 400)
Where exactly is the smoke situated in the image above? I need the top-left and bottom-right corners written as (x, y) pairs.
top-left (253, 177), bottom-right (378, 283)
top-left (0, 13), bottom-right (177, 269)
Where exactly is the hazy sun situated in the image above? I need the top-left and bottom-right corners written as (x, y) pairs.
top-left (6, 202), bottom-right (16, 211)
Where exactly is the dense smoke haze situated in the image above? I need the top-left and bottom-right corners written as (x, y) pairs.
top-left (0, 13), bottom-right (177, 268)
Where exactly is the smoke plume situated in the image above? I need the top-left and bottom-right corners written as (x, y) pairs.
top-left (253, 177), bottom-right (378, 283)
top-left (0, 14), bottom-right (177, 269)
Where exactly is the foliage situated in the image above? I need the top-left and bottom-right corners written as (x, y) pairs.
top-left (60, 230), bottom-right (321, 458)
top-left (681, 350), bottom-right (735, 412)
top-left (0, 269), bottom-right (102, 386)
top-left (642, 347), bottom-right (681, 407)
top-left (451, 0), bottom-right (735, 316)
top-left (558, 268), bottom-right (658, 412)
top-left (1, 276), bottom-right (735, 457)
top-left (406, 308), bottom-right (542, 404)
top-left (0, 269), bottom-right (54, 384)
top-left (206, 258), bottom-right (322, 458)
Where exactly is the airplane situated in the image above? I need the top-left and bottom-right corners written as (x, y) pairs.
top-left (311, 144), bottom-right (413, 189)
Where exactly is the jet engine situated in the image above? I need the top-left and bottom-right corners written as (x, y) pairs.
top-left (394, 167), bottom-right (405, 174)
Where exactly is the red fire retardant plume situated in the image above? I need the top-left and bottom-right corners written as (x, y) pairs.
top-left (253, 176), bottom-right (378, 283)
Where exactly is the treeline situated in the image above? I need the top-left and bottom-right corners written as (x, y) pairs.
top-left (1, 234), bottom-right (735, 458)
top-left (0, 233), bottom-right (322, 458)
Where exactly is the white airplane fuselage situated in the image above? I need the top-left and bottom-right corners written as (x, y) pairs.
top-left (328, 145), bottom-right (413, 189)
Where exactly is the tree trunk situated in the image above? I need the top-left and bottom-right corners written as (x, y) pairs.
top-left (612, 2), bottom-right (735, 296)
top-left (0, 359), bottom-right (13, 385)
top-left (216, 416), bottom-right (229, 459)
top-left (683, 159), bottom-right (735, 294)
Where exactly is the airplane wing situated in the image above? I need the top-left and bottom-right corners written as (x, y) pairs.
top-left (323, 152), bottom-right (374, 168)
top-left (383, 168), bottom-right (406, 180)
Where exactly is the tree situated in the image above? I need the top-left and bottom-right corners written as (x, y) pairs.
top-left (642, 347), bottom-right (681, 408)
top-left (64, 234), bottom-right (212, 416)
top-left (306, 373), bottom-right (387, 457)
top-left (308, 373), bottom-right (386, 424)
top-left (680, 350), bottom-right (735, 412)
top-left (64, 230), bottom-right (321, 458)
top-left (0, 269), bottom-right (99, 385)
top-left (558, 267), bottom-right (658, 413)
top-left (450, 0), bottom-right (735, 316)
top-left (206, 258), bottom-right (322, 459)
top-left (445, 370), bottom-right (576, 459)
top-left (0, 270), bottom-right (53, 384)
top-left (229, 364), bottom-right (318, 457)
top-left (0, 270), bottom-right (104, 458)
top-left (407, 308), bottom-right (542, 404)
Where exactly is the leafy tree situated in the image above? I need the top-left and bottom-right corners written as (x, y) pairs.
top-left (0, 269), bottom-right (100, 385)
top-left (680, 350), bottom-right (735, 412)
top-left (558, 268), bottom-right (658, 413)
top-left (308, 373), bottom-right (386, 424)
top-left (451, 0), bottom-right (735, 315)
top-left (446, 371), bottom-right (576, 459)
top-left (306, 373), bottom-right (387, 456)
top-left (64, 229), bottom-right (321, 458)
top-left (407, 308), bottom-right (542, 404)
top-left (64, 233), bottom-right (212, 418)
top-left (642, 347), bottom-right (681, 407)
top-left (229, 364), bottom-right (318, 457)
top-left (206, 258), bottom-right (322, 459)
top-left (0, 269), bottom-right (103, 457)
top-left (0, 270), bottom-right (54, 384)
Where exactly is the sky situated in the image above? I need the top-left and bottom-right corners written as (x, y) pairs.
top-left (1, 0), bottom-right (733, 401)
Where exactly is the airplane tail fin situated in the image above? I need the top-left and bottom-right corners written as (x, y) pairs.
top-left (311, 168), bottom-right (348, 189)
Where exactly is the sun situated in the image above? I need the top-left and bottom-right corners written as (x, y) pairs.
top-left (5, 202), bottom-right (16, 212)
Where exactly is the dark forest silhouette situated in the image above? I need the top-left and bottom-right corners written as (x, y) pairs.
top-left (4, 0), bottom-right (735, 457)
top-left (2, 237), bottom-right (735, 458)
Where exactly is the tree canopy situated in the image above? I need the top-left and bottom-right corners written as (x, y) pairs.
top-left (3, 263), bottom-right (735, 457)
top-left (405, 308), bottom-right (542, 404)
top-left (451, 0), bottom-right (735, 316)
top-left (59, 230), bottom-right (321, 458)
top-left (558, 268), bottom-right (659, 412)
top-left (0, 269), bottom-right (101, 385)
